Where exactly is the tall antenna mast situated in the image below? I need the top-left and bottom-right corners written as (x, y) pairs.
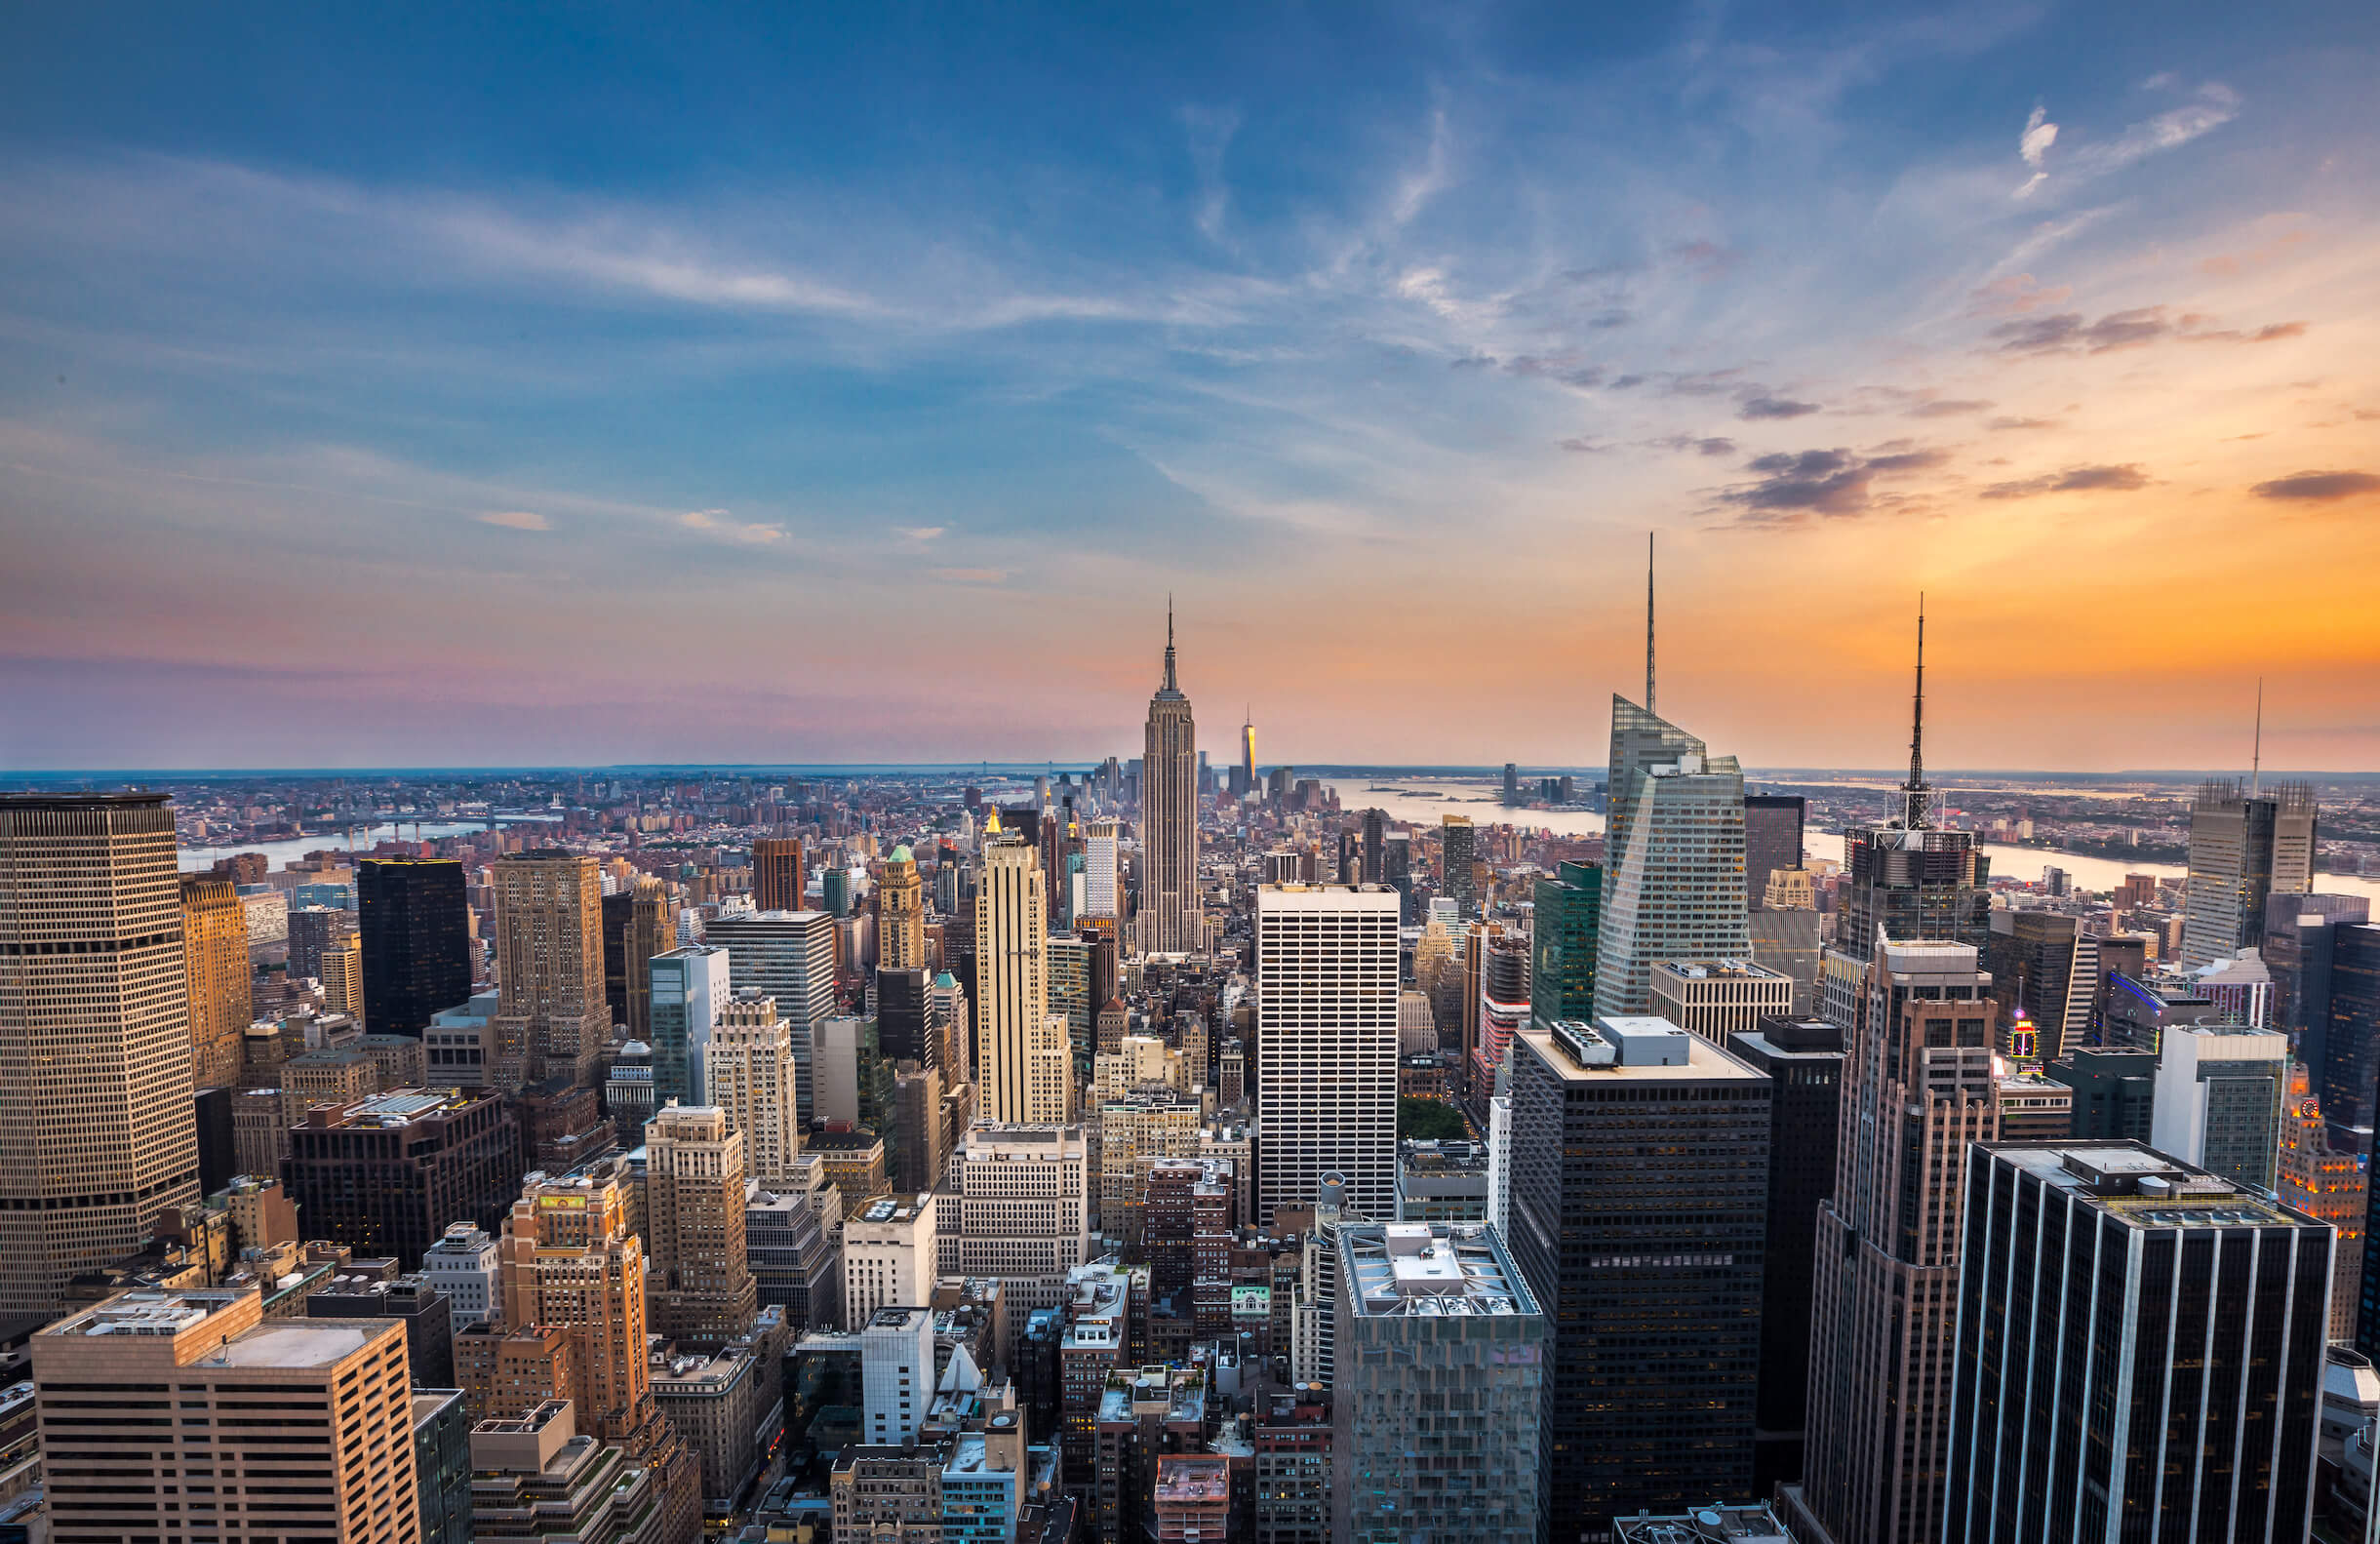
top-left (1903, 594), bottom-right (1931, 830)
top-left (2250, 677), bottom-right (2263, 796)
top-left (1646, 531), bottom-right (1656, 714)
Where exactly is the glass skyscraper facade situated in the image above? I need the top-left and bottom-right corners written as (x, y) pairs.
top-left (1529, 860), bottom-right (1600, 1031)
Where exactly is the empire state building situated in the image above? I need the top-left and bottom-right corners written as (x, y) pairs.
top-left (1139, 605), bottom-right (1201, 954)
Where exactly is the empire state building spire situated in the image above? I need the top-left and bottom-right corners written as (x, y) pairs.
top-left (1141, 599), bottom-right (1199, 952)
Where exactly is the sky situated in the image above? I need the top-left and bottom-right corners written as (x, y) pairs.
top-left (4, 2), bottom-right (2378, 772)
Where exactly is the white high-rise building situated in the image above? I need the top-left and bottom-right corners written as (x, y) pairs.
top-left (938, 1124), bottom-right (1091, 1311)
top-left (858, 1305), bottom-right (936, 1445)
top-left (705, 991), bottom-right (804, 1183)
top-left (421, 1220), bottom-right (501, 1333)
top-left (1084, 820), bottom-right (1121, 920)
top-left (706, 910), bottom-right (837, 1124)
top-left (1594, 697), bottom-right (1753, 1018)
top-left (975, 824), bottom-right (1050, 1124)
top-left (2151, 1024), bottom-right (2289, 1193)
top-left (1255, 883), bottom-right (1401, 1223)
top-left (843, 1192), bottom-right (940, 1327)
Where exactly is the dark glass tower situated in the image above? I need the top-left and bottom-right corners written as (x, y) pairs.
top-left (1508, 1017), bottom-right (1771, 1537)
top-left (1946, 1142), bottom-right (2326, 1544)
top-left (1742, 794), bottom-right (1805, 911)
top-left (1529, 860), bottom-right (1601, 1029)
top-left (1729, 1013), bottom-right (1844, 1492)
top-left (357, 857), bottom-right (472, 1037)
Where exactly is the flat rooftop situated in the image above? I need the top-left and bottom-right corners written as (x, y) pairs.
top-left (1521, 1022), bottom-right (1765, 1083)
top-left (1339, 1222), bottom-right (1538, 1320)
top-left (1990, 1143), bottom-right (2320, 1232)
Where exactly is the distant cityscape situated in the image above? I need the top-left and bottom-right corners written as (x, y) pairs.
top-left (2, 592), bottom-right (2377, 1544)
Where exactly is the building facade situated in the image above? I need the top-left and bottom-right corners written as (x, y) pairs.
top-left (491, 850), bottom-right (609, 1089)
top-left (977, 826), bottom-right (1053, 1123)
top-left (706, 910), bottom-right (836, 1125)
top-left (1140, 611), bottom-right (1201, 955)
top-left (358, 856), bottom-right (471, 1038)
top-left (1506, 1016), bottom-right (1771, 1536)
top-left (1593, 699), bottom-right (1752, 1018)
top-left (1331, 1221), bottom-right (1544, 1544)
top-left (1254, 884), bottom-right (1401, 1224)
top-left (1943, 1143), bottom-right (2327, 1543)
top-left (0, 793), bottom-right (203, 1316)
top-left (2180, 779), bottom-right (2318, 971)
top-left (179, 872), bottom-right (253, 1088)
top-left (705, 991), bottom-right (804, 1182)
top-left (645, 1103), bottom-right (761, 1342)
top-left (1800, 939), bottom-right (2001, 1544)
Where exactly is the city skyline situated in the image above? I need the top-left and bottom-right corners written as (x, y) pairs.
top-left (5, 6), bottom-right (2379, 771)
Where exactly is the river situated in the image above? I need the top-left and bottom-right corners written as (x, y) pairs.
top-left (177, 816), bottom-right (558, 873)
top-left (1323, 778), bottom-right (2380, 903)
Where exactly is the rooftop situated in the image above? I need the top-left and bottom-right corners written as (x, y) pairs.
top-left (1527, 1018), bottom-right (1765, 1082)
top-left (1612, 1502), bottom-right (1797, 1543)
top-left (1990, 1142), bottom-right (2322, 1232)
top-left (1653, 959), bottom-right (1792, 982)
top-left (1339, 1222), bottom-right (1538, 1319)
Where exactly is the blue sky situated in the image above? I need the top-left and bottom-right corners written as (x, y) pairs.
top-left (5, 2), bottom-right (2378, 770)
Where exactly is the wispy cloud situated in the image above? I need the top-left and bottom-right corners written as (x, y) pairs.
top-left (2014, 82), bottom-right (2240, 201)
top-left (676, 508), bottom-right (786, 543)
top-left (1390, 107), bottom-right (1453, 227)
top-left (478, 509), bottom-right (551, 531)
top-left (1980, 463), bottom-right (2149, 498)
top-left (2250, 470), bottom-right (2380, 501)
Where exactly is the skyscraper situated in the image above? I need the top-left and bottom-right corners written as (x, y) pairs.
top-left (648, 943), bottom-right (731, 1108)
top-left (1360, 807), bottom-right (1385, 884)
top-left (1984, 909), bottom-right (2096, 1062)
top-left (622, 876), bottom-right (677, 1042)
top-left (315, 932), bottom-right (367, 1035)
top-left (1798, 938), bottom-right (2000, 1544)
top-left (705, 991), bottom-right (803, 1183)
top-left (2149, 1023), bottom-right (2287, 1192)
top-left (1241, 708), bottom-right (1257, 802)
top-left (878, 845), bottom-right (927, 970)
top-left (976, 819), bottom-right (1051, 1124)
top-left (1507, 1016), bottom-right (1771, 1534)
top-left (492, 850), bottom-right (609, 1089)
top-left (1440, 813), bottom-right (1477, 919)
top-left (34, 1287), bottom-right (418, 1542)
top-left (1592, 698), bottom-right (1752, 1018)
top-left (178, 872), bottom-right (251, 1088)
top-left (1083, 820), bottom-right (1121, 920)
top-left (1331, 1222), bottom-right (1545, 1544)
top-left (1140, 605), bottom-right (1201, 955)
top-left (753, 836), bottom-right (807, 913)
top-left (1742, 794), bottom-right (1805, 912)
top-left (1254, 883), bottom-right (1400, 1224)
top-left (0, 792), bottom-right (202, 1316)
top-left (1729, 1013), bottom-right (1844, 1491)
top-left (1531, 861), bottom-right (1600, 1034)
top-left (358, 855), bottom-right (471, 1037)
top-left (2180, 779), bottom-right (2319, 970)
top-left (707, 910), bottom-right (836, 1125)
top-left (497, 1158), bottom-right (701, 1541)
top-left (1943, 1142), bottom-right (2327, 1543)
top-left (644, 1103), bottom-right (760, 1342)
top-left (1834, 611), bottom-right (1991, 962)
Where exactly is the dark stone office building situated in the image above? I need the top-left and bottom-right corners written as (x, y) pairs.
top-left (1508, 1016), bottom-right (1771, 1538)
top-left (1729, 1014), bottom-right (1843, 1492)
top-left (357, 857), bottom-right (471, 1037)
top-left (2046, 1046), bottom-right (2158, 1141)
top-left (284, 1089), bottom-right (521, 1268)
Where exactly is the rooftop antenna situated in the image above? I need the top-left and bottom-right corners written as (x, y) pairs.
top-left (1902, 594), bottom-right (1931, 831)
top-left (1160, 594), bottom-right (1179, 693)
top-left (2250, 678), bottom-right (2263, 796)
top-left (1645, 531), bottom-right (1656, 714)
